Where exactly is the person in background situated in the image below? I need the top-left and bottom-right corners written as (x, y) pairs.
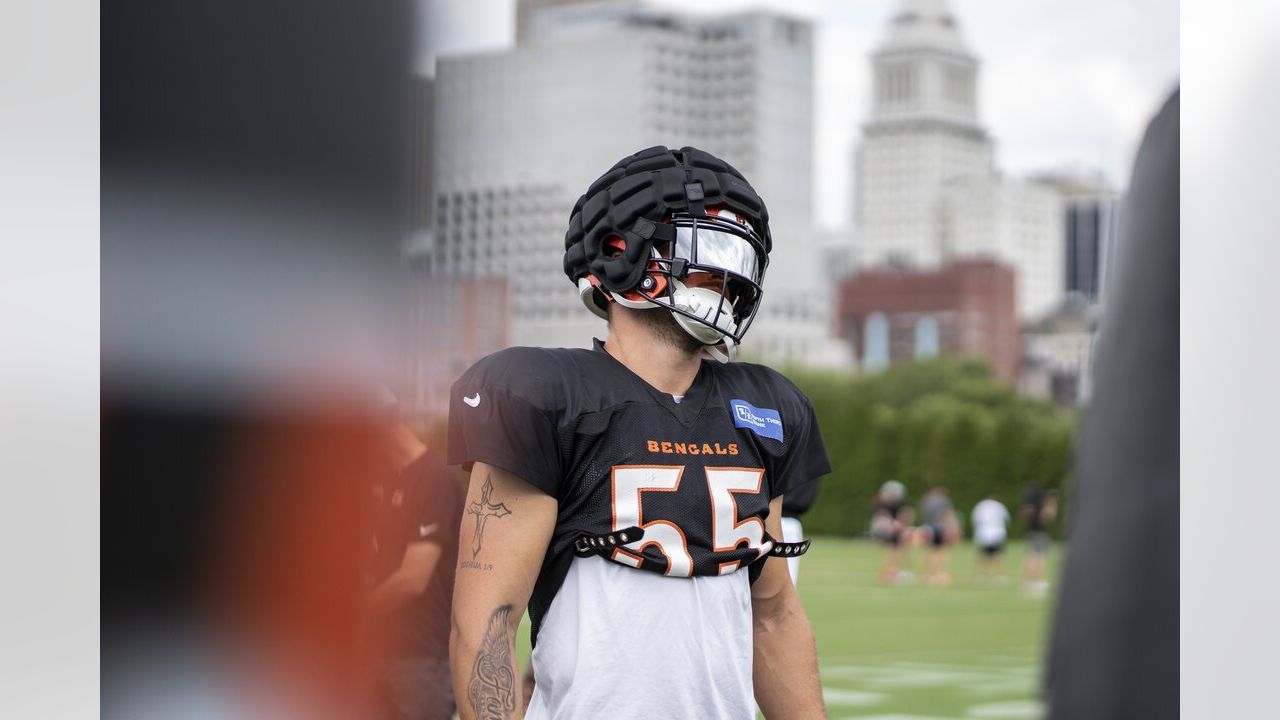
top-left (871, 480), bottom-right (913, 585)
top-left (1020, 485), bottom-right (1059, 597)
top-left (918, 485), bottom-right (959, 587)
top-left (970, 491), bottom-right (1011, 581)
top-left (366, 413), bottom-right (467, 720)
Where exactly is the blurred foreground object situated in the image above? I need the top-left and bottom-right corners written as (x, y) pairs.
top-left (1046, 89), bottom-right (1179, 718)
top-left (103, 0), bottom-right (410, 717)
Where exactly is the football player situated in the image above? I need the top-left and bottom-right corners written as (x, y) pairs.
top-left (448, 146), bottom-right (831, 719)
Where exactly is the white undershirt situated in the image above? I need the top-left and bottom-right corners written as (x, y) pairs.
top-left (525, 555), bottom-right (755, 720)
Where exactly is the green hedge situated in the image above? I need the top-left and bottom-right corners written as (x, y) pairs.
top-left (781, 359), bottom-right (1076, 539)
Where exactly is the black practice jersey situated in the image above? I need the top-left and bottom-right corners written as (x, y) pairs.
top-left (447, 339), bottom-right (830, 644)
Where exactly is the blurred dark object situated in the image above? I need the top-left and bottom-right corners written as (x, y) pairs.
top-left (104, 1), bottom-right (407, 206)
top-left (1046, 89), bottom-right (1179, 719)
top-left (103, 0), bottom-right (411, 717)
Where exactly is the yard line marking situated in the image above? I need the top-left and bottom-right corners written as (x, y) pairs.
top-left (965, 700), bottom-right (1044, 718)
top-left (822, 687), bottom-right (887, 707)
top-left (836, 714), bottom-right (958, 720)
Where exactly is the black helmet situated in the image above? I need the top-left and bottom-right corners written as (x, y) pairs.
top-left (563, 146), bottom-right (772, 361)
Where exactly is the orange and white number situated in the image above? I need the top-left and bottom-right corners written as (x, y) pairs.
top-left (705, 467), bottom-right (769, 575)
top-left (610, 464), bottom-right (771, 577)
top-left (611, 465), bottom-right (693, 576)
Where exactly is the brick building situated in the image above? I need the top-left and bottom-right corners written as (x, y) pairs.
top-left (837, 259), bottom-right (1019, 383)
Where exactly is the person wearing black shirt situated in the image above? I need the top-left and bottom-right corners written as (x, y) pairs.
top-left (367, 426), bottom-right (466, 720)
top-left (1020, 485), bottom-right (1058, 597)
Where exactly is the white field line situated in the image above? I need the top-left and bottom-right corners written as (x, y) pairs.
top-left (965, 699), bottom-right (1044, 719)
top-left (822, 688), bottom-right (888, 707)
top-left (834, 714), bottom-right (958, 720)
top-left (821, 660), bottom-right (1040, 715)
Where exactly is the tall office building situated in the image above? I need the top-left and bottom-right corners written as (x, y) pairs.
top-left (1065, 200), bottom-right (1117, 300)
top-left (939, 174), bottom-right (1065, 319)
top-left (1011, 171), bottom-right (1120, 407)
top-left (1032, 171), bottom-right (1123, 303)
top-left (853, 0), bottom-right (1065, 320)
top-left (431, 0), bottom-right (846, 366)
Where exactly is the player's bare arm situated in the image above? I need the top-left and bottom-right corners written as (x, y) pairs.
top-left (367, 540), bottom-right (445, 614)
top-left (450, 462), bottom-right (557, 720)
top-left (752, 495), bottom-right (826, 719)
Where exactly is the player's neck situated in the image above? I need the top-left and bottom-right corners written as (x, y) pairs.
top-left (604, 321), bottom-right (703, 398)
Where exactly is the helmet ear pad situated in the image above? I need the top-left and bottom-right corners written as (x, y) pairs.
top-left (589, 223), bottom-right (656, 294)
top-left (599, 235), bottom-right (671, 303)
top-left (578, 163), bottom-right (680, 293)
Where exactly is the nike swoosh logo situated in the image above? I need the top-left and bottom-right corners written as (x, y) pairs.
top-left (419, 523), bottom-right (437, 538)
top-left (463, 393), bottom-right (481, 407)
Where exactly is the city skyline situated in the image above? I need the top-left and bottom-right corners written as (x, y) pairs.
top-left (417, 0), bottom-right (1178, 230)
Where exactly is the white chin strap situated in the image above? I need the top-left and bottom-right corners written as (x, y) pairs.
top-left (703, 335), bottom-right (737, 363)
top-left (578, 277), bottom-right (741, 363)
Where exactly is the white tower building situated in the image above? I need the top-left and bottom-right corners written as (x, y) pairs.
top-left (854, 0), bottom-right (993, 268)
top-left (853, 0), bottom-right (1066, 320)
top-left (431, 0), bottom-right (847, 366)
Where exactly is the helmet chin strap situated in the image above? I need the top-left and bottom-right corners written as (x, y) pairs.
top-left (581, 275), bottom-right (741, 363)
top-left (667, 281), bottom-right (738, 364)
top-left (704, 335), bottom-right (736, 364)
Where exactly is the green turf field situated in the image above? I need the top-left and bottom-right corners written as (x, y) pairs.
top-left (515, 538), bottom-right (1058, 719)
top-left (797, 538), bottom-right (1057, 719)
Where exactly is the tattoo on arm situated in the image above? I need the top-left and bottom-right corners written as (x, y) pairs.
top-left (465, 473), bottom-right (512, 559)
top-left (467, 604), bottom-right (517, 720)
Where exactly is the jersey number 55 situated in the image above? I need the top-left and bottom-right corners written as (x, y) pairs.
top-left (610, 465), bottom-right (772, 577)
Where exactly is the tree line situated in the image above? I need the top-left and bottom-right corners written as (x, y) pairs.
top-left (783, 358), bottom-right (1076, 539)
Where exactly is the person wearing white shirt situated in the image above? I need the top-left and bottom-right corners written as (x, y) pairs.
top-left (971, 493), bottom-right (1011, 580)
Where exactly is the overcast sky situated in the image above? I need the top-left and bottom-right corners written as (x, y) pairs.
top-left (417, 0), bottom-right (1179, 230)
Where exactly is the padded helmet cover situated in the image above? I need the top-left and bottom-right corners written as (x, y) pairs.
top-left (563, 146), bottom-right (771, 295)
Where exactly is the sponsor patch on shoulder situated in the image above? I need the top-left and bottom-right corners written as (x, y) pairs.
top-left (730, 399), bottom-right (784, 442)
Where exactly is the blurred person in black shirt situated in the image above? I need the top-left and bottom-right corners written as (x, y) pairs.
top-left (1020, 485), bottom-right (1059, 597)
top-left (367, 418), bottom-right (466, 720)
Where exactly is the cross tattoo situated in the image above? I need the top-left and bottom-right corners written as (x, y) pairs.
top-left (467, 476), bottom-right (511, 559)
